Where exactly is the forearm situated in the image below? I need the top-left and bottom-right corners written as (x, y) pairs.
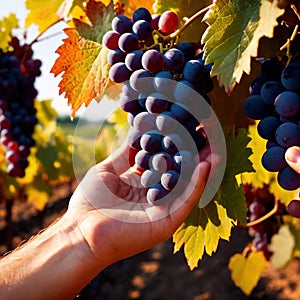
top-left (0, 213), bottom-right (105, 300)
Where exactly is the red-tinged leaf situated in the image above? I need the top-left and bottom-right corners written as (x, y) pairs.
top-left (201, 0), bottom-right (284, 92)
top-left (51, 0), bottom-right (115, 117)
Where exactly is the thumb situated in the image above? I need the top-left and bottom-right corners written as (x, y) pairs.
top-left (285, 146), bottom-right (300, 174)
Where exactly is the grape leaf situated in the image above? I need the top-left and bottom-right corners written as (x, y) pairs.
top-left (51, 0), bottom-right (115, 117)
top-left (242, 123), bottom-right (299, 205)
top-left (25, 0), bottom-right (73, 33)
top-left (228, 251), bottom-right (267, 295)
top-left (269, 224), bottom-right (295, 269)
top-left (173, 201), bottom-right (234, 270)
top-left (153, 0), bottom-right (211, 42)
top-left (215, 128), bottom-right (254, 225)
top-left (0, 14), bottom-right (19, 51)
top-left (201, 0), bottom-right (284, 92)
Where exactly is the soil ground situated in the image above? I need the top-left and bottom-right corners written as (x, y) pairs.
top-left (1, 183), bottom-right (300, 300)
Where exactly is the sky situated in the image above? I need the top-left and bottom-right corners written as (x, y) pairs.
top-left (0, 0), bottom-right (118, 120)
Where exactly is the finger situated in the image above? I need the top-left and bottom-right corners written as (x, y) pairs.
top-left (285, 146), bottom-right (300, 173)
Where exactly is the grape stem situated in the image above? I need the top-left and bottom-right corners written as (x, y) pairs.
top-left (29, 18), bottom-right (65, 46)
top-left (246, 198), bottom-right (279, 227)
top-left (291, 4), bottom-right (300, 21)
top-left (169, 4), bottom-right (213, 39)
top-left (280, 24), bottom-right (299, 65)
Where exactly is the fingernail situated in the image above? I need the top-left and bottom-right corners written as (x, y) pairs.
top-left (286, 147), bottom-right (300, 163)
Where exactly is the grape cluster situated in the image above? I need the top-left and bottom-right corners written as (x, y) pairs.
top-left (0, 37), bottom-right (41, 177)
top-left (244, 59), bottom-right (300, 191)
top-left (103, 8), bottom-right (213, 204)
top-left (244, 184), bottom-right (285, 260)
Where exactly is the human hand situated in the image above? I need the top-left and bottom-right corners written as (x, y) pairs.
top-left (285, 146), bottom-right (300, 173)
top-left (66, 142), bottom-right (219, 268)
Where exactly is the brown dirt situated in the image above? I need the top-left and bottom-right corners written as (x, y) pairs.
top-left (1, 184), bottom-right (300, 300)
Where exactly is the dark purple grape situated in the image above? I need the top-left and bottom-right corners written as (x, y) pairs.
top-left (275, 122), bottom-right (300, 148)
top-left (151, 152), bottom-right (173, 172)
top-left (257, 116), bottom-right (281, 140)
top-left (163, 48), bottom-right (184, 71)
top-left (287, 200), bottom-right (300, 218)
top-left (133, 111), bottom-right (156, 133)
top-left (109, 62), bottom-right (132, 83)
top-left (156, 111), bottom-right (177, 134)
top-left (278, 166), bottom-right (300, 190)
top-left (281, 62), bottom-right (300, 91)
top-left (261, 81), bottom-right (285, 105)
top-left (141, 49), bottom-right (165, 74)
top-left (243, 95), bottom-right (273, 120)
top-left (125, 50), bottom-right (143, 71)
top-left (147, 183), bottom-right (169, 204)
top-left (275, 91), bottom-right (300, 118)
top-left (140, 131), bottom-right (162, 153)
top-left (183, 60), bottom-right (205, 83)
top-left (129, 69), bottom-right (152, 92)
top-left (141, 169), bottom-right (161, 188)
top-left (161, 169), bottom-right (180, 191)
top-left (134, 150), bottom-right (152, 169)
top-left (107, 49), bottom-right (126, 65)
top-left (162, 133), bottom-right (182, 154)
top-left (261, 146), bottom-right (287, 172)
top-left (132, 20), bottom-right (152, 40)
top-left (145, 93), bottom-right (169, 114)
top-left (112, 15), bottom-right (132, 34)
top-left (118, 33), bottom-right (139, 53)
top-left (102, 30), bottom-right (120, 50)
top-left (133, 7), bottom-right (152, 23)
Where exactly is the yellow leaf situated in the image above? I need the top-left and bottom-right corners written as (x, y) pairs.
top-left (269, 225), bottom-right (295, 269)
top-left (229, 251), bottom-right (267, 295)
top-left (25, 0), bottom-right (75, 33)
top-left (25, 186), bottom-right (49, 211)
top-left (0, 14), bottom-right (19, 51)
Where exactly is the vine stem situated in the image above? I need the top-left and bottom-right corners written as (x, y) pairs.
top-left (291, 4), bottom-right (300, 21)
top-left (246, 198), bottom-right (279, 227)
top-left (169, 4), bottom-right (214, 39)
top-left (29, 18), bottom-right (65, 46)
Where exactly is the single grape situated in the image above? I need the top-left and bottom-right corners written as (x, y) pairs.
top-left (129, 69), bottom-right (152, 92)
top-left (102, 30), bottom-right (120, 50)
top-left (261, 146), bottom-right (287, 172)
top-left (153, 71), bottom-right (174, 93)
top-left (158, 10), bottom-right (179, 34)
top-left (141, 49), bottom-right (165, 74)
top-left (281, 62), bottom-right (300, 91)
top-left (112, 15), bottom-right (132, 34)
top-left (156, 111), bottom-right (177, 134)
top-left (275, 122), bottom-right (300, 148)
top-left (287, 200), bottom-right (300, 218)
top-left (162, 133), bottom-right (182, 154)
top-left (183, 60), bottom-right (205, 83)
top-left (118, 33), bottom-right (139, 53)
top-left (140, 131), bottom-right (162, 153)
top-left (163, 48), bottom-right (185, 71)
top-left (147, 183), bottom-right (169, 204)
top-left (145, 93), bottom-right (169, 114)
top-left (243, 95), bottom-right (273, 120)
top-left (133, 7), bottom-right (152, 23)
top-left (132, 20), bottom-right (152, 40)
top-left (141, 169), bottom-right (161, 188)
top-left (249, 75), bottom-right (266, 95)
top-left (134, 149), bottom-right (152, 169)
top-left (275, 91), bottom-right (300, 118)
top-left (119, 95), bottom-right (142, 113)
top-left (173, 150), bottom-right (194, 174)
top-left (176, 42), bottom-right (195, 62)
top-left (249, 201), bottom-right (266, 217)
top-left (7, 163), bottom-right (25, 178)
top-left (260, 81), bottom-right (285, 105)
top-left (151, 14), bottom-right (160, 30)
top-left (133, 111), bottom-right (156, 133)
top-left (173, 80), bottom-right (195, 104)
top-left (125, 50), bottom-right (143, 71)
top-left (257, 116), bottom-right (281, 140)
top-left (161, 170), bottom-right (180, 191)
top-left (109, 62), bottom-right (132, 83)
top-left (278, 166), bottom-right (300, 190)
top-left (151, 152), bottom-right (173, 172)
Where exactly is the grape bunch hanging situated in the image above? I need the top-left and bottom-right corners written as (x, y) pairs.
top-left (0, 37), bottom-right (41, 178)
top-left (103, 8), bottom-right (213, 204)
top-left (244, 58), bottom-right (300, 191)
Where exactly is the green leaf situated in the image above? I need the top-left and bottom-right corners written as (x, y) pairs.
top-left (242, 123), bottom-right (298, 205)
top-left (269, 224), bottom-right (295, 269)
top-left (229, 251), bottom-right (267, 295)
top-left (51, 0), bottom-right (115, 118)
top-left (153, 0), bottom-right (211, 42)
top-left (201, 0), bottom-right (284, 92)
top-left (0, 14), bottom-right (19, 51)
top-left (173, 201), bottom-right (233, 270)
top-left (216, 128), bottom-right (254, 225)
